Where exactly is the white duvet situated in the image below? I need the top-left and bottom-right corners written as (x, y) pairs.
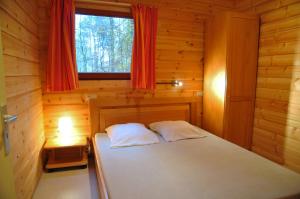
top-left (95, 130), bottom-right (300, 199)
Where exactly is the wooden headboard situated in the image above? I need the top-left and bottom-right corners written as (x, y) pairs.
top-left (88, 97), bottom-right (201, 137)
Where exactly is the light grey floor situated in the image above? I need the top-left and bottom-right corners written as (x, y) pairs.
top-left (33, 159), bottom-right (99, 199)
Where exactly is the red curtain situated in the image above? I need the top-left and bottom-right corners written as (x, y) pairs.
top-left (131, 4), bottom-right (158, 90)
top-left (46, 0), bottom-right (79, 92)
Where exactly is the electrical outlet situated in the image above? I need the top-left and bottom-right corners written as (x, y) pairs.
top-left (195, 91), bottom-right (203, 96)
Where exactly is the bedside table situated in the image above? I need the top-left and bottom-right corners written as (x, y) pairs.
top-left (44, 136), bottom-right (88, 171)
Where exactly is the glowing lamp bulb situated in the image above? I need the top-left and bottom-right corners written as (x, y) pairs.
top-left (174, 80), bottom-right (183, 87)
top-left (58, 116), bottom-right (73, 137)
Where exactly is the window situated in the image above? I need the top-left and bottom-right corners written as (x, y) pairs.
top-left (75, 12), bottom-right (134, 80)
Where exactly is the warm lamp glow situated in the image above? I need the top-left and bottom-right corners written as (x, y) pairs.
top-left (212, 71), bottom-right (226, 101)
top-left (174, 80), bottom-right (183, 87)
top-left (58, 116), bottom-right (74, 144)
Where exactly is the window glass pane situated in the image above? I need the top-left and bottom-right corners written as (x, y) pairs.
top-left (75, 14), bottom-right (134, 73)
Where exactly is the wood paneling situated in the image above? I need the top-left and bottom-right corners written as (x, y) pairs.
top-left (39, 0), bottom-right (235, 138)
top-left (0, 0), bottom-right (44, 198)
top-left (236, 0), bottom-right (300, 173)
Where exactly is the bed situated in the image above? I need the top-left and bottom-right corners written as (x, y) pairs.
top-left (89, 98), bottom-right (300, 199)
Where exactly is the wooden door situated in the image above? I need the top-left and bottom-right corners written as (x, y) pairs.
top-left (203, 13), bottom-right (229, 137)
top-left (0, 26), bottom-right (17, 199)
top-left (224, 99), bottom-right (255, 149)
top-left (226, 15), bottom-right (259, 99)
top-left (224, 13), bottom-right (259, 149)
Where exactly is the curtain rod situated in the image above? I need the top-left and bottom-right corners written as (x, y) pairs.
top-left (75, 0), bottom-right (131, 7)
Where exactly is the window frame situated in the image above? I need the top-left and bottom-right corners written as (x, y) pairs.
top-left (75, 8), bottom-right (133, 80)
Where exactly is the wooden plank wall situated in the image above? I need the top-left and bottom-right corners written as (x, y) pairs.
top-left (236, 0), bottom-right (300, 173)
top-left (0, 0), bottom-right (45, 198)
top-left (39, 0), bottom-right (235, 139)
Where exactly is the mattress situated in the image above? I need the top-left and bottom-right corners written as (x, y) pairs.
top-left (95, 131), bottom-right (300, 199)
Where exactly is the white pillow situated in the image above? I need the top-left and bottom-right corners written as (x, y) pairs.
top-left (149, 120), bottom-right (206, 142)
top-left (105, 123), bottom-right (159, 148)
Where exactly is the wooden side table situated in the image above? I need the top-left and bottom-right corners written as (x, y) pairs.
top-left (44, 136), bottom-right (88, 171)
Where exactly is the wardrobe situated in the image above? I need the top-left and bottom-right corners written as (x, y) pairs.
top-left (203, 11), bottom-right (259, 149)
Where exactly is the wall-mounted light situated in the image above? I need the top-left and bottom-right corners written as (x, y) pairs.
top-left (156, 80), bottom-right (183, 87)
top-left (173, 80), bottom-right (183, 87)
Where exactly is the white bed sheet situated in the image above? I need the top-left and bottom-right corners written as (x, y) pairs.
top-left (95, 130), bottom-right (300, 199)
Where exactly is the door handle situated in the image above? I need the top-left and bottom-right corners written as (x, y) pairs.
top-left (4, 115), bottom-right (17, 123)
top-left (1, 106), bottom-right (17, 156)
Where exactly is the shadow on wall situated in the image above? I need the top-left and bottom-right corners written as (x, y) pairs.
top-left (252, 9), bottom-right (300, 173)
top-left (283, 35), bottom-right (300, 172)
